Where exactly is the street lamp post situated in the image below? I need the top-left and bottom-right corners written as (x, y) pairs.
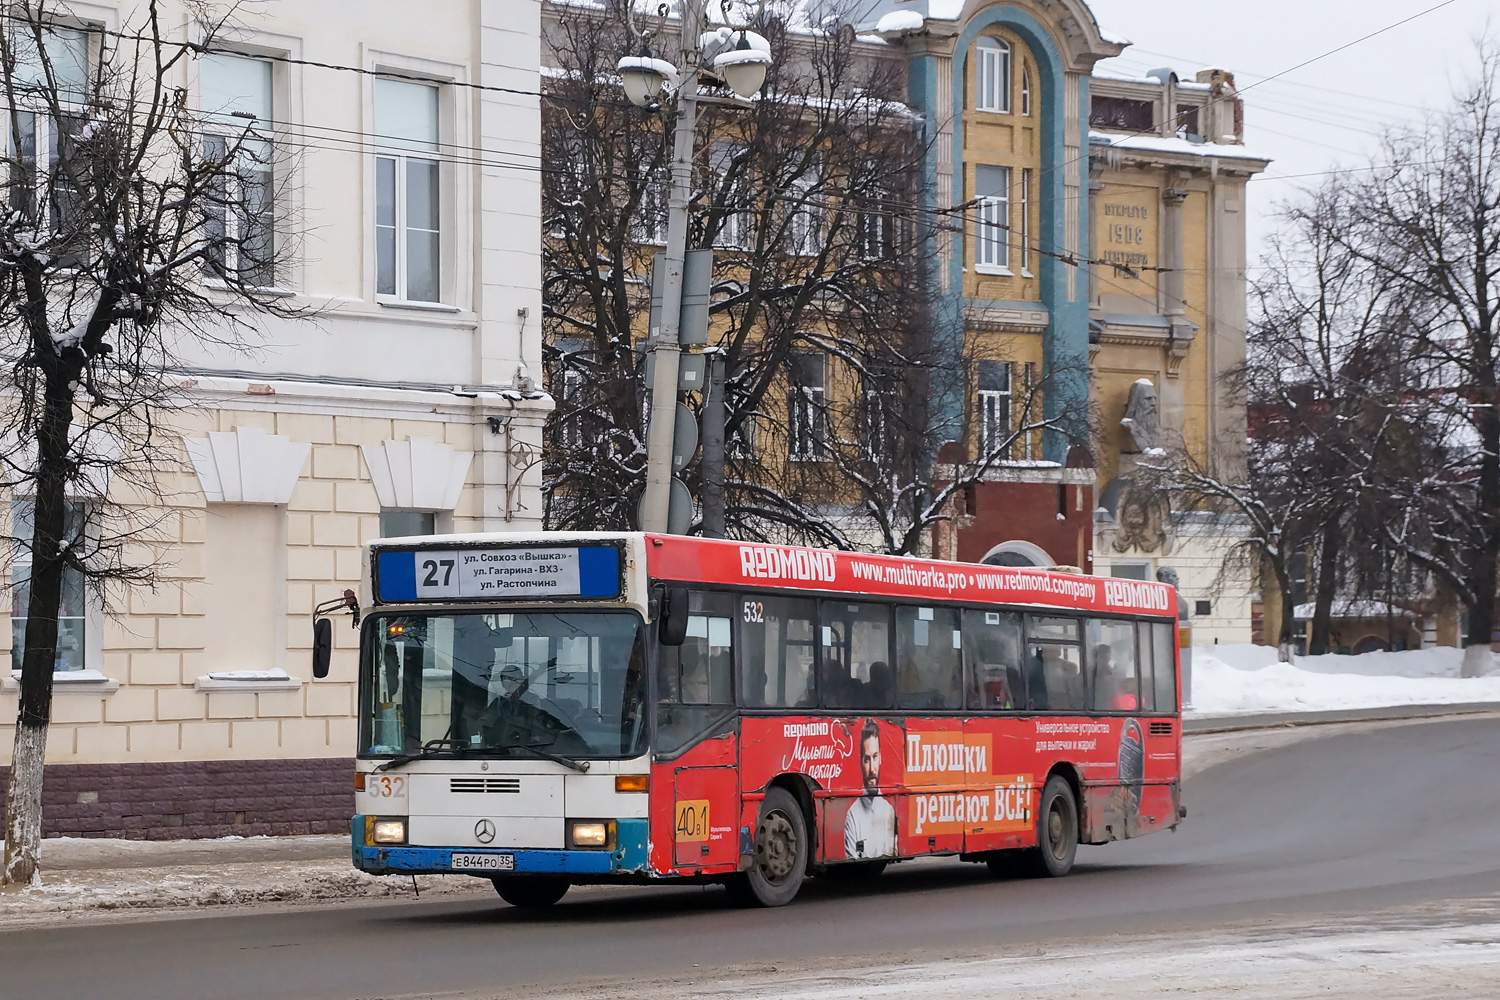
top-left (620, 2), bottom-right (771, 535)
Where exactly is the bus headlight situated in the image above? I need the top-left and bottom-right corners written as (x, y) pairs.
top-left (569, 820), bottom-right (611, 848)
top-left (371, 818), bottom-right (407, 845)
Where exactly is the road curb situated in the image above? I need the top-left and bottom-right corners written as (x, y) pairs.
top-left (1183, 702), bottom-right (1500, 734)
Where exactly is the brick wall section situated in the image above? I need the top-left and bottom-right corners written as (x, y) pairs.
top-left (0, 757), bottom-right (355, 840)
top-left (959, 480), bottom-right (1096, 569)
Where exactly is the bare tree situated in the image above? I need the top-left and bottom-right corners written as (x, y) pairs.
top-left (1, 1), bottom-right (302, 885)
top-left (1325, 41), bottom-right (1500, 675)
top-left (540, 1), bottom-right (936, 545)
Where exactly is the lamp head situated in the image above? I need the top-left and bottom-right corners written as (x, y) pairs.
top-left (618, 53), bottom-right (676, 108)
top-left (714, 32), bottom-right (772, 99)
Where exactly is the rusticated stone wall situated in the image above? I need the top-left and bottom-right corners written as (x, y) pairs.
top-left (0, 757), bottom-right (354, 840)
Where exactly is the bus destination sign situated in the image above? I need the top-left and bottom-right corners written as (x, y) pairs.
top-left (375, 545), bottom-right (621, 602)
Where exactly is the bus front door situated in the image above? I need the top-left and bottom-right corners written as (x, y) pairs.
top-left (673, 766), bottom-right (737, 870)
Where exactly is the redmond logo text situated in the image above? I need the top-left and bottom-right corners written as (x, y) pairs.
top-left (1103, 578), bottom-right (1173, 611)
top-left (739, 545), bottom-right (837, 583)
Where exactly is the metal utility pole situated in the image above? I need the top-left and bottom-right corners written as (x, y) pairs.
top-left (701, 349), bottom-right (727, 537)
top-left (639, 4), bottom-right (702, 534)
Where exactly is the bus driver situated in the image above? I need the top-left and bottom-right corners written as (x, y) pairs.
top-left (843, 719), bottom-right (897, 859)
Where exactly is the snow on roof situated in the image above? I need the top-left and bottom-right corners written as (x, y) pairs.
top-left (1091, 67), bottom-right (1164, 86)
top-left (1088, 130), bottom-right (1271, 164)
top-left (1293, 600), bottom-right (1418, 620)
top-left (874, 9), bottom-right (924, 34)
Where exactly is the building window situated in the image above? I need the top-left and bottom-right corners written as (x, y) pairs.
top-left (974, 164), bottom-right (1010, 274)
top-left (785, 166), bottom-right (822, 257)
top-left (857, 192), bottom-right (890, 260)
top-left (1110, 562), bottom-right (1151, 581)
top-left (7, 24), bottom-right (92, 253)
top-left (558, 367), bottom-right (585, 449)
top-left (1019, 168), bottom-right (1032, 277)
top-left (728, 413), bottom-right (759, 460)
top-left (1090, 95), bottom-right (1154, 132)
top-left (1176, 104), bottom-right (1201, 141)
top-left (710, 141), bottom-right (750, 250)
top-left (379, 511), bottom-right (436, 537)
top-left (1021, 66), bottom-right (1031, 116)
top-left (977, 361), bottom-right (1011, 459)
top-left (374, 78), bottom-right (441, 302)
top-left (862, 383), bottom-right (889, 463)
top-left (201, 54), bottom-right (276, 287)
top-left (10, 500), bottom-right (87, 672)
top-left (632, 170), bottom-right (668, 245)
top-left (788, 353), bottom-right (827, 462)
top-left (975, 36), bottom-right (1010, 113)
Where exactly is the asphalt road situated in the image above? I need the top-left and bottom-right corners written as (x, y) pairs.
top-left (6, 716), bottom-right (1500, 1000)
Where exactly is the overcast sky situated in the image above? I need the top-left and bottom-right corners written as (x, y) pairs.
top-left (1086, 0), bottom-right (1495, 262)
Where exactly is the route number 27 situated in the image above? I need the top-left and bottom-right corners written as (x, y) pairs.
top-left (414, 551), bottom-right (461, 597)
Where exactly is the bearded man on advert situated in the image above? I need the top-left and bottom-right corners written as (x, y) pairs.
top-left (844, 718), bottom-right (897, 858)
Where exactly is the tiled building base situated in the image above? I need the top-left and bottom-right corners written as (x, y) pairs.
top-left (0, 757), bottom-right (355, 840)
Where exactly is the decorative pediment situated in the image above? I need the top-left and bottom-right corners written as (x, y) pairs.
top-left (362, 437), bottom-right (472, 512)
top-left (184, 426), bottom-right (310, 504)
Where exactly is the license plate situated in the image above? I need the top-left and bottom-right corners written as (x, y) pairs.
top-left (451, 852), bottom-right (514, 871)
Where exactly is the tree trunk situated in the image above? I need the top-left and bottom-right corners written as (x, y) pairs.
top-left (1308, 520), bottom-right (1341, 656)
top-left (2, 373), bottom-right (74, 886)
top-left (1462, 399), bottom-right (1500, 678)
top-left (1274, 560), bottom-right (1298, 663)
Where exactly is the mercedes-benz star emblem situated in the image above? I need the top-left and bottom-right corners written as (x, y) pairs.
top-left (474, 819), bottom-right (496, 844)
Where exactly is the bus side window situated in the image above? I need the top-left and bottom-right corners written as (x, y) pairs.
top-left (738, 594), bottom-right (817, 709)
top-left (656, 591), bottom-right (735, 753)
top-left (1027, 642), bottom-right (1084, 712)
top-left (1151, 622), bottom-right (1178, 713)
top-left (896, 606), bottom-right (963, 710)
top-left (1137, 621), bottom-right (1156, 712)
top-left (1086, 618), bottom-right (1140, 712)
top-left (963, 609), bottom-right (1023, 711)
top-left (818, 601), bottom-right (894, 710)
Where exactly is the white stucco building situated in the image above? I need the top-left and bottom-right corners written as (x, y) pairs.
top-left (0, 0), bottom-right (549, 837)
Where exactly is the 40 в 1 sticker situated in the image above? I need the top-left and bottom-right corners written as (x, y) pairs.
top-left (674, 799), bottom-right (709, 842)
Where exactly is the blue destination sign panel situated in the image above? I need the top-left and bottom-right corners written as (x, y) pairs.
top-left (376, 545), bottom-right (620, 602)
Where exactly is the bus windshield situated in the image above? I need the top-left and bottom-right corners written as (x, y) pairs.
top-left (359, 610), bottom-right (647, 759)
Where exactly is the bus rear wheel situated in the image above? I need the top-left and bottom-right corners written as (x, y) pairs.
top-left (1028, 775), bottom-right (1078, 878)
top-left (492, 874), bottom-right (569, 908)
top-left (728, 787), bottom-right (808, 907)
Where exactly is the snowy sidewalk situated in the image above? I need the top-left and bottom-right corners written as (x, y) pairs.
top-left (0, 834), bottom-right (491, 925)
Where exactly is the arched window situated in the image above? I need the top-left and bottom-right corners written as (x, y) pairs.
top-left (975, 36), bottom-right (1010, 113)
top-left (1021, 66), bottom-right (1031, 116)
top-left (981, 540), bottom-right (1053, 567)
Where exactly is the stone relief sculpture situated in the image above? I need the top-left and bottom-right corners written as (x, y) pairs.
top-left (1120, 379), bottom-right (1161, 453)
top-left (1112, 479), bottom-right (1166, 553)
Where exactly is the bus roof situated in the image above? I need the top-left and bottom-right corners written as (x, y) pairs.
top-left (365, 532), bottom-right (1178, 619)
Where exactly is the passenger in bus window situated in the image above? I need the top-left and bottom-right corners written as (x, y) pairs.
top-left (867, 660), bottom-right (895, 708)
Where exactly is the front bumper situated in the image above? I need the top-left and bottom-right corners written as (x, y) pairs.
top-left (352, 816), bottom-right (650, 878)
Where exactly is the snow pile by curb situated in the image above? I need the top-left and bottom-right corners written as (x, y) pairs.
top-left (0, 858), bottom-right (490, 925)
top-left (1189, 645), bottom-right (1500, 716)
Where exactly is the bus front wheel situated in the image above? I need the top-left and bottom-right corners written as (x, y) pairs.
top-left (1029, 775), bottom-right (1079, 878)
top-left (492, 874), bottom-right (569, 908)
top-left (728, 787), bottom-right (808, 907)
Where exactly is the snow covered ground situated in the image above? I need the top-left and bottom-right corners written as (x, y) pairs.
top-left (1189, 644), bottom-right (1500, 715)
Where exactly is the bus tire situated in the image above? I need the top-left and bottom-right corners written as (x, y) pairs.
top-left (1028, 775), bottom-right (1079, 878)
top-left (732, 787), bottom-right (809, 907)
top-left (492, 875), bottom-right (569, 908)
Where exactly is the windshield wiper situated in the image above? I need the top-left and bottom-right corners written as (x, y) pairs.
top-left (373, 739), bottom-right (469, 772)
top-left (499, 742), bottom-right (591, 773)
top-left (373, 739), bottom-right (590, 773)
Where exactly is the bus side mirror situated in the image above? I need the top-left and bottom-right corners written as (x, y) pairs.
top-left (312, 618), bottom-right (333, 678)
top-left (659, 587), bottom-right (689, 647)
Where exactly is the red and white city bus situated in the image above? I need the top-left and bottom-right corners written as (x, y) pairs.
top-left (340, 532), bottom-right (1182, 908)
